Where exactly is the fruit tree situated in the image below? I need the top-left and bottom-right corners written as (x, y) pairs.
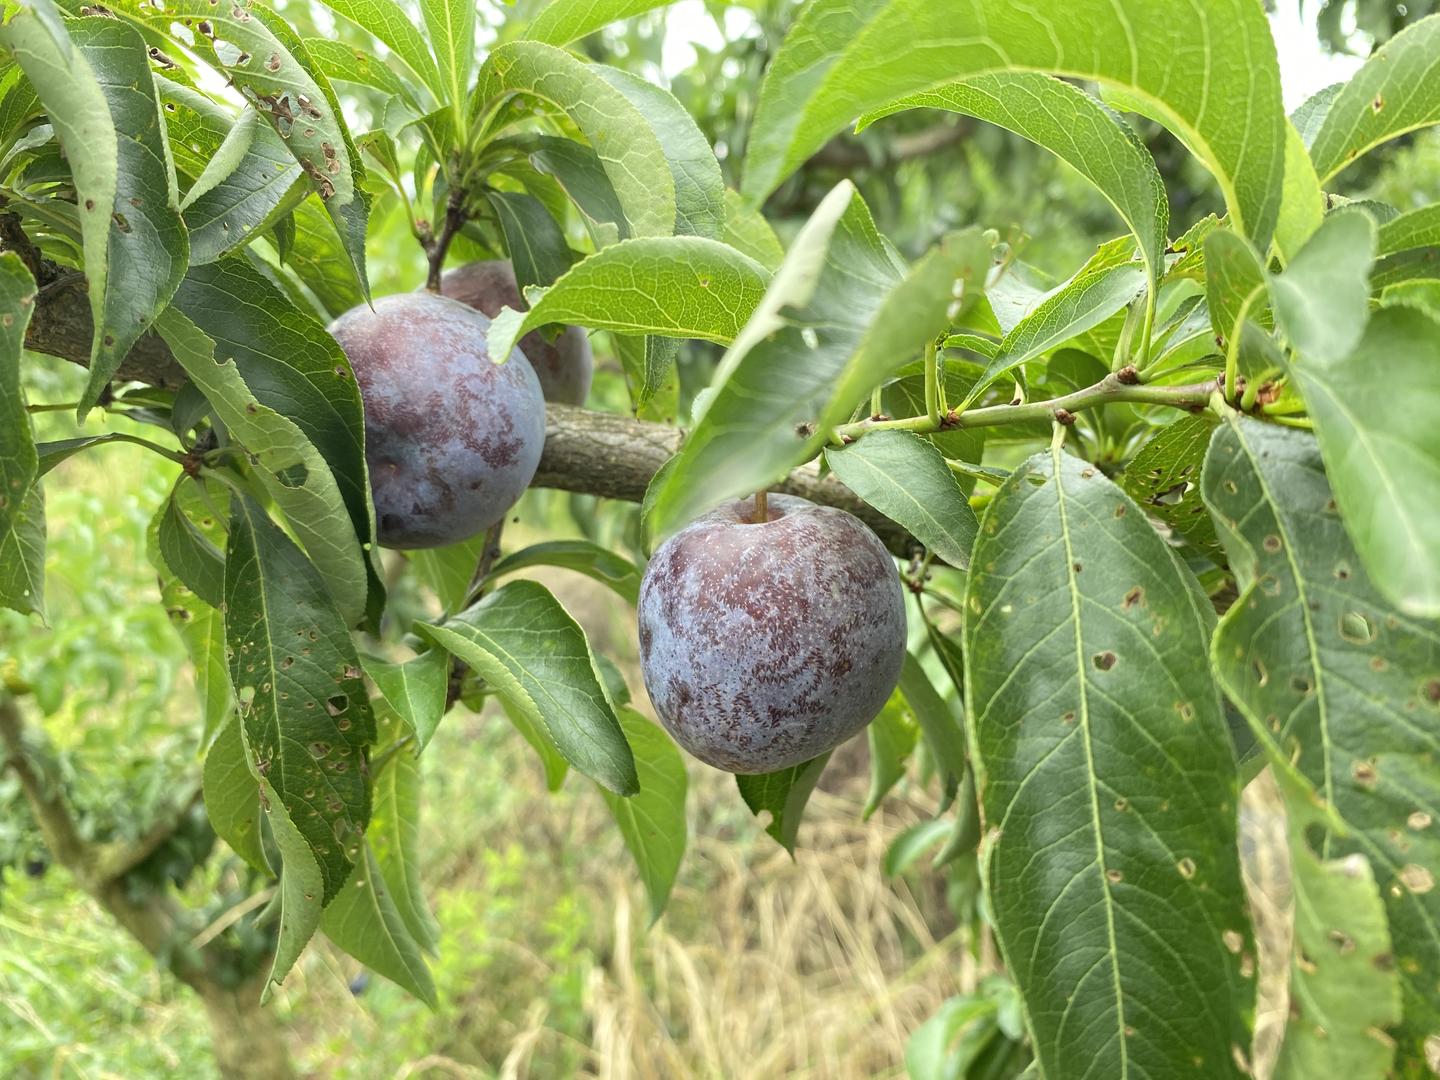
top-left (1, 0), bottom-right (1439, 1077)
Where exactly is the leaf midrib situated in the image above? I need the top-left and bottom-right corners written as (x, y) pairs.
top-left (1051, 443), bottom-right (1129, 1079)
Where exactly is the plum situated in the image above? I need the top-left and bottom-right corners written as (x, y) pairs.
top-left (440, 260), bottom-right (594, 406)
top-left (637, 493), bottom-right (906, 773)
top-left (328, 292), bottom-right (545, 550)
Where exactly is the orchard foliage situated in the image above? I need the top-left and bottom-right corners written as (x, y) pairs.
top-left (0, 0), bottom-right (1438, 1076)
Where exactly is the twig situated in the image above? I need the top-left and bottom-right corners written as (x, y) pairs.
top-left (836, 368), bottom-right (1217, 441)
top-left (423, 187), bottom-right (467, 293)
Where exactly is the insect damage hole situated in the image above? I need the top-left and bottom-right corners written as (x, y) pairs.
top-left (1092, 651), bottom-right (1118, 671)
top-left (1339, 610), bottom-right (1376, 645)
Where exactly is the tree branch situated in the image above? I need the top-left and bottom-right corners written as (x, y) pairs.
top-left (0, 693), bottom-right (95, 875)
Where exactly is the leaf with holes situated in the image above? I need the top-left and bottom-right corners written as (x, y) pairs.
top-left (0, 2), bottom-right (116, 405)
top-left (964, 447), bottom-right (1253, 1079)
top-left (736, 753), bottom-right (830, 856)
top-left (1308, 16), bottom-right (1440, 183)
top-left (157, 309), bottom-right (369, 625)
top-left (416, 580), bottom-right (638, 795)
top-left (225, 492), bottom-right (374, 904)
top-left (183, 109), bottom-right (305, 265)
top-left (1120, 414), bottom-right (1222, 560)
top-left (1203, 417), bottom-right (1440, 1066)
top-left (599, 708), bottom-right (687, 922)
top-left (1269, 769), bottom-right (1402, 1079)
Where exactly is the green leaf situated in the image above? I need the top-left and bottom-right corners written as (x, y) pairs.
top-left (964, 446), bottom-right (1254, 1079)
top-left (1377, 203), bottom-right (1440, 256)
top-left (524, 0), bottom-right (671, 45)
top-left (202, 713), bottom-right (268, 872)
top-left (485, 189), bottom-right (573, 291)
top-left (1270, 772), bottom-right (1402, 1080)
top-left (361, 649), bottom-right (447, 752)
top-left (1309, 15), bottom-right (1440, 183)
top-left (1289, 304), bottom-right (1440, 617)
top-left (471, 42), bottom-right (676, 239)
top-left (591, 65), bottom-right (723, 240)
top-left (859, 73), bottom-right (1167, 294)
top-left (0, 252), bottom-right (39, 617)
top-left (180, 106), bottom-right (259, 210)
top-left (67, 19), bottom-right (188, 415)
top-left (415, 580), bottom-right (638, 795)
top-left (1202, 417), bottom-right (1440, 1065)
top-left (0, 253), bottom-right (37, 537)
top-left (369, 718), bottom-right (440, 954)
top-left (158, 488), bottom-right (226, 609)
top-left (1119, 414), bottom-right (1223, 560)
top-left (965, 264), bottom-right (1145, 408)
top-left (742, 0), bottom-right (1287, 246)
top-left (824, 431), bottom-right (978, 569)
top-left (0, 484), bottom-right (44, 617)
top-left (280, 195), bottom-right (366, 318)
top-left (419, 0), bottom-right (472, 124)
top-left (406, 533), bottom-right (485, 616)
top-left (0, 2), bottom-right (116, 399)
top-left (1204, 228), bottom-right (1269, 355)
top-left (320, 841), bottom-right (436, 1006)
top-left (896, 650), bottom-right (967, 788)
top-left (313, 0), bottom-right (441, 105)
top-left (527, 135), bottom-right (628, 240)
top-left (498, 696), bottom-right (569, 791)
top-left (735, 753), bottom-right (830, 856)
top-left (183, 110), bottom-right (305, 265)
top-left (864, 692), bottom-right (917, 818)
top-left (485, 539), bottom-right (641, 605)
top-left (303, 38), bottom-right (418, 106)
top-left (599, 708), bottom-right (687, 923)
top-left (256, 774), bottom-right (324, 997)
top-left (224, 492), bottom-right (374, 905)
top-left (1275, 120), bottom-right (1325, 259)
top-left (157, 310), bottom-right (368, 625)
top-left (168, 263), bottom-right (376, 620)
top-left (148, 479), bottom-right (232, 744)
top-left (649, 183), bottom-right (989, 537)
top-left (883, 818), bottom-right (952, 877)
top-left (486, 237), bottom-right (769, 363)
top-left (1270, 210), bottom-right (1376, 366)
top-left (721, 188), bottom-right (782, 272)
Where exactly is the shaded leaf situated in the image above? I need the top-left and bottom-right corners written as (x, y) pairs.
top-left (369, 717), bottom-right (440, 954)
top-left (825, 430), bottom-right (977, 568)
top-left (1119, 414), bottom-right (1222, 560)
top-left (600, 708), bottom-right (687, 922)
top-left (864, 692), bottom-right (917, 818)
top-left (202, 713), bottom-right (267, 872)
top-left (485, 539), bottom-right (641, 605)
top-left (362, 649), bottom-right (447, 752)
top-left (735, 752), bottom-right (830, 855)
top-left (320, 841), bottom-right (436, 1006)
top-left (416, 580), bottom-right (638, 795)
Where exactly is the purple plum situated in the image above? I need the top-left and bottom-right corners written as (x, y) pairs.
top-left (440, 260), bottom-right (594, 406)
top-left (328, 292), bottom-right (545, 550)
top-left (638, 494), bottom-right (906, 773)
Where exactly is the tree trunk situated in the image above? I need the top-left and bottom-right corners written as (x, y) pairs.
top-left (195, 977), bottom-right (298, 1080)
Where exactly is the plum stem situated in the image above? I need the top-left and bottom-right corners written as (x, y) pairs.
top-left (753, 490), bottom-right (768, 523)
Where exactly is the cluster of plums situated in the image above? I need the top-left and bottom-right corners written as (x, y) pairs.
top-left (329, 263), bottom-right (904, 774)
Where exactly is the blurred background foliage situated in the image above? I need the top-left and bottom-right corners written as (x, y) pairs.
top-left (4, 0), bottom-right (1440, 1076)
